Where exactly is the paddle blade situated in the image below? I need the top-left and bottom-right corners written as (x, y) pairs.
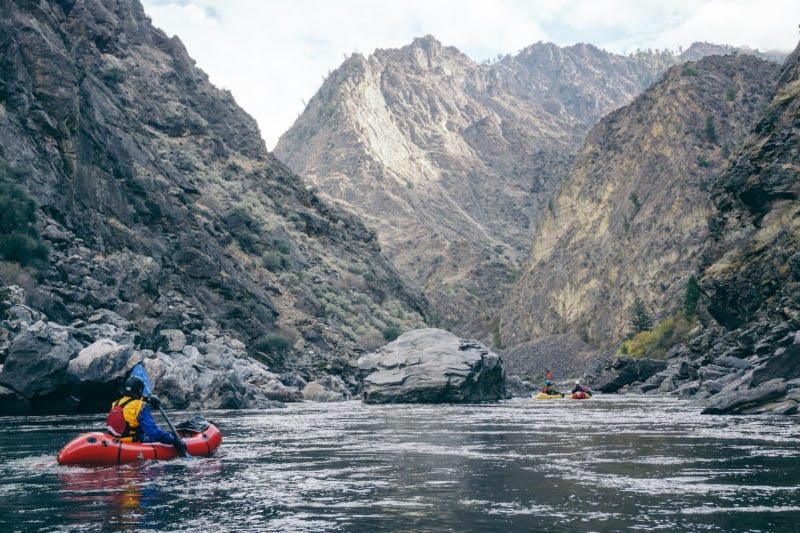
top-left (130, 362), bottom-right (153, 397)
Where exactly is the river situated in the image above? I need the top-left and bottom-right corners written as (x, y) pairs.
top-left (1, 396), bottom-right (799, 532)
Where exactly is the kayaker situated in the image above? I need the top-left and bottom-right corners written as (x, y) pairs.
top-left (572, 380), bottom-right (590, 394)
top-left (541, 379), bottom-right (561, 395)
top-left (107, 376), bottom-right (187, 455)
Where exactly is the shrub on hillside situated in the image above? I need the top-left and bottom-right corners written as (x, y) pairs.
top-left (619, 314), bottom-right (697, 359)
top-left (261, 251), bottom-right (288, 272)
top-left (381, 325), bottom-right (402, 342)
top-left (252, 333), bottom-right (294, 367)
top-left (0, 286), bottom-right (10, 320)
top-left (705, 115), bottom-right (717, 144)
top-left (0, 162), bottom-right (48, 267)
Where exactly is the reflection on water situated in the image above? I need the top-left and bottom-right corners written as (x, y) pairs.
top-left (1, 396), bottom-right (799, 532)
top-left (59, 466), bottom-right (159, 528)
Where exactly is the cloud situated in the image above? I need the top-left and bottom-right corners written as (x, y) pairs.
top-left (141, 1), bottom-right (800, 149)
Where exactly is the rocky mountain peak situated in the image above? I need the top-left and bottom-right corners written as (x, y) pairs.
top-left (497, 53), bottom-right (780, 376)
top-left (275, 35), bottom-right (756, 344)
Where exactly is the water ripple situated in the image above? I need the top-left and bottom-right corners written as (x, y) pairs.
top-left (0, 396), bottom-right (799, 531)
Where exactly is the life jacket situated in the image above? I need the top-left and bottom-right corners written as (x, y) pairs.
top-left (106, 396), bottom-right (145, 442)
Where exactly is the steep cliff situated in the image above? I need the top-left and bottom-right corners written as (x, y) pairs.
top-left (591, 41), bottom-right (800, 414)
top-left (498, 54), bottom-right (779, 374)
top-left (0, 0), bottom-right (427, 412)
top-left (275, 36), bottom-right (771, 341)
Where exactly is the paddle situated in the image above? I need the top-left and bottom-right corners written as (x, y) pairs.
top-left (129, 362), bottom-right (192, 459)
top-left (156, 403), bottom-right (192, 459)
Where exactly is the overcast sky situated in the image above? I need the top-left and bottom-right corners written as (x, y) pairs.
top-left (141, 0), bottom-right (800, 149)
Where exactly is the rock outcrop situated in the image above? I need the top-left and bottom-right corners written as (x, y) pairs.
top-left (276, 37), bottom-right (759, 342)
top-left (589, 357), bottom-right (667, 393)
top-left (588, 39), bottom-right (800, 415)
top-left (301, 375), bottom-right (353, 402)
top-left (0, 0), bottom-right (428, 413)
top-left (358, 328), bottom-right (508, 403)
top-left (684, 39), bottom-right (800, 414)
top-left (499, 54), bottom-right (779, 361)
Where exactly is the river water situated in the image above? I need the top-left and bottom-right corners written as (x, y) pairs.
top-left (1, 396), bottom-right (799, 532)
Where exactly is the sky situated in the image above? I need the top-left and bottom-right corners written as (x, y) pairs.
top-left (141, 0), bottom-right (800, 149)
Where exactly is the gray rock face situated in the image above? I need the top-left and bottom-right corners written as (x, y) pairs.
top-left (592, 357), bottom-right (667, 393)
top-left (557, 42), bottom-right (800, 416)
top-left (505, 375), bottom-right (531, 398)
top-left (500, 54), bottom-right (779, 351)
top-left (358, 329), bottom-right (508, 403)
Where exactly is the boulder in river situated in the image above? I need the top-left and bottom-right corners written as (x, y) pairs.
top-left (302, 375), bottom-right (353, 402)
top-left (358, 328), bottom-right (508, 404)
top-left (505, 375), bottom-right (531, 397)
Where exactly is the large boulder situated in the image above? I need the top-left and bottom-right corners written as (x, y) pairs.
top-left (302, 375), bottom-right (353, 402)
top-left (751, 341), bottom-right (800, 386)
top-left (158, 329), bottom-right (187, 353)
top-left (0, 321), bottom-right (82, 402)
top-left (505, 375), bottom-right (531, 397)
top-left (358, 328), bottom-right (508, 404)
top-left (701, 378), bottom-right (789, 414)
top-left (593, 357), bottom-right (667, 393)
top-left (67, 339), bottom-right (138, 384)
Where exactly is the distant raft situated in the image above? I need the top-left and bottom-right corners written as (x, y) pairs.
top-left (569, 391), bottom-right (592, 400)
top-left (534, 392), bottom-right (565, 400)
top-left (57, 417), bottom-right (221, 465)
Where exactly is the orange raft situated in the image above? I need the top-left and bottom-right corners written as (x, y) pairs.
top-left (569, 391), bottom-right (592, 400)
top-left (57, 422), bottom-right (221, 465)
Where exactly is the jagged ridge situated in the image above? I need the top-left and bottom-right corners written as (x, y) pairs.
top-left (275, 36), bottom-right (752, 342)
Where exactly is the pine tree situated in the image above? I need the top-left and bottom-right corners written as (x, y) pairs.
top-left (630, 297), bottom-right (652, 334)
top-left (705, 115), bottom-right (717, 144)
top-left (684, 275), bottom-right (701, 317)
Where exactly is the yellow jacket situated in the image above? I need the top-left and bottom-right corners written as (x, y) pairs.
top-left (113, 396), bottom-right (145, 442)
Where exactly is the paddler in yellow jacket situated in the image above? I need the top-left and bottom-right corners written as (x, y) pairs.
top-left (106, 376), bottom-right (186, 455)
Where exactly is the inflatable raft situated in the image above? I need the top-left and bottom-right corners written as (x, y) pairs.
top-left (534, 392), bottom-right (565, 400)
top-left (57, 417), bottom-right (221, 465)
top-left (569, 391), bottom-right (592, 400)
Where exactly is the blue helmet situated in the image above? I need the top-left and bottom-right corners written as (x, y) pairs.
top-left (545, 379), bottom-right (552, 385)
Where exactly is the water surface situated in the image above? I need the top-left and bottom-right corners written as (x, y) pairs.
top-left (1, 396), bottom-right (799, 531)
